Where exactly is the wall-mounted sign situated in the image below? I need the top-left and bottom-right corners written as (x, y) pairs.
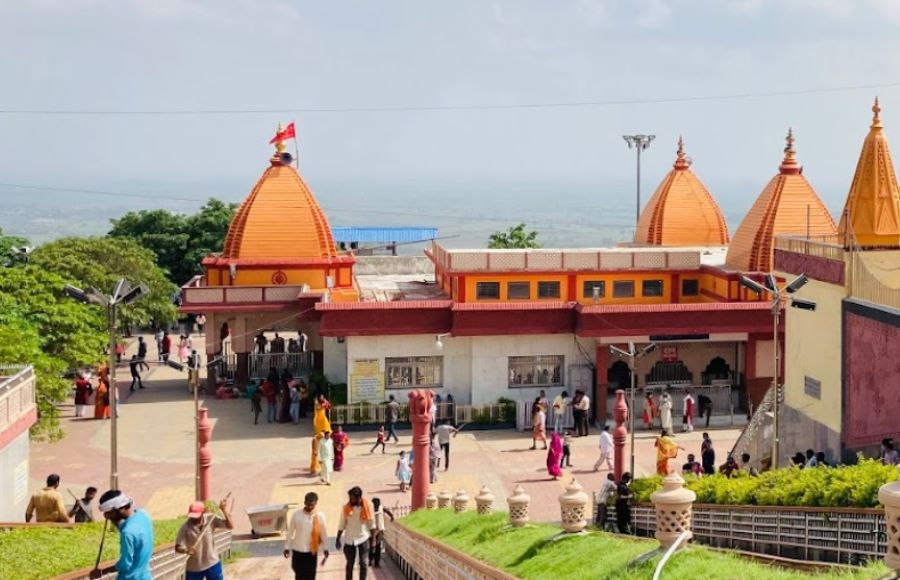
top-left (661, 346), bottom-right (678, 363)
top-left (350, 358), bottom-right (384, 403)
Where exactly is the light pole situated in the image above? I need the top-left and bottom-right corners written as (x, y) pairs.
top-left (623, 134), bottom-right (656, 227)
top-left (64, 279), bottom-right (148, 490)
top-left (610, 341), bottom-right (657, 477)
top-left (739, 273), bottom-right (814, 469)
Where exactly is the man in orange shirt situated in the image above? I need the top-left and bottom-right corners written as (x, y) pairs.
top-left (25, 474), bottom-right (70, 523)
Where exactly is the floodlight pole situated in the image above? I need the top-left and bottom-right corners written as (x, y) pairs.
top-left (624, 134), bottom-right (655, 228)
top-left (629, 350), bottom-right (637, 477)
top-left (771, 295), bottom-right (780, 470)
top-left (108, 302), bottom-right (119, 491)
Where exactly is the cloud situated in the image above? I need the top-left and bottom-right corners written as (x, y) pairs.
top-left (635, 0), bottom-right (672, 28)
top-left (576, 0), bottom-right (616, 28)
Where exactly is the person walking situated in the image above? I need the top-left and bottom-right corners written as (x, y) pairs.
top-left (129, 355), bottom-right (144, 392)
top-left (290, 384), bottom-right (301, 424)
top-left (94, 378), bottom-right (111, 420)
top-left (310, 433), bottom-right (323, 476)
top-left (175, 498), bottom-right (234, 580)
top-left (615, 472), bottom-right (634, 534)
top-left (25, 474), bottom-right (70, 523)
top-left (161, 333), bottom-right (172, 363)
top-left (251, 386), bottom-right (263, 425)
top-left (395, 451), bottom-right (412, 492)
top-left (575, 390), bottom-right (591, 436)
top-left (68, 486), bottom-right (98, 523)
top-left (385, 395), bottom-right (400, 443)
top-left (284, 492), bottom-right (329, 580)
top-left (435, 419), bottom-right (459, 470)
top-left (74, 374), bottom-right (93, 418)
top-left (318, 431), bottom-right (335, 485)
top-left (560, 430), bottom-right (573, 468)
top-left (552, 390), bottom-right (569, 433)
top-left (368, 498), bottom-right (394, 569)
top-left (642, 391), bottom-right (657, 430)
top-left (537, 389), bottom-right (550, 419)
top-left (593, 424), bottom-right (614, 472)
top-left (654, 429), bottom-right (683, 476)
top-left (178, 335), bottom-right (190, 363)
top-left (571, 391), bottom-right (584, 437)
top-left (333, 426), bottom-right (350, 471)
top-left (196, 314), bottom-right (206, 334)
top-left (701, 432), bottom-right (716, 475)
top-left (155, 328), bottom-right (165, 362)
top-left (547, 432), bottom-right (563, 480)
top-left (658, 389), bottom-right (673, 433)
top-left (91, 490), bottom-right (153, 580)
top-left (698, 393), bottom-right (713, 428)
top-left (429, 434), bottom-right (440, 483)
top-left (530, 401), bottom-right (548, 450)
top-left (261, 379), bottom-right (277, 424)
top-left (187, 350), bottom-right (201, 393)
top-left (682, 390), bottom-right (695, 433)
top-left (594, 473), bottom-right (617, 530)
top-left (370, 425), bottom-right (386, 454)
top-left (313, 394), bottom-right (332, 435)
top-left (137, 337), bottom-right (148, 364)
top-left (336, 486), bottom-right (376, 580)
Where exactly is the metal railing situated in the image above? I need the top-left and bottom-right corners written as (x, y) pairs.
top-left (248, 352), bottom-right (314, 380)
top-left (729, 385), bottom-right (774, 470)
top-left (773, 235), bottom-right (846, 261)
top-left (0, 365), bottom-right (36, 433)
top-left (850, 252), bottom-right (900, 311)
top-left (328, 402), bottom-right (515, 427)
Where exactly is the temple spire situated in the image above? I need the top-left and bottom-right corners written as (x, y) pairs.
top-left (673, 135), bottom-right (690, 170)
top-left (872, 97), bottom-right (882, 129)
top-left (779, 127), bottom-right (801, 175)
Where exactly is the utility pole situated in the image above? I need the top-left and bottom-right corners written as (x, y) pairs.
top-left (623, 134), bottom-right (656, 227)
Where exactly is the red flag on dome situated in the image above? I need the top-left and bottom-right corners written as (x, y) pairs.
top-left (269, 122), bottom-right (296, 144)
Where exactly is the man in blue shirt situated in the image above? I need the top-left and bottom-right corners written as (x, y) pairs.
top-left (90, 490), bottom-right (154, 579)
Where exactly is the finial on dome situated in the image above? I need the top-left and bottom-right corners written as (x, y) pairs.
top-left (673, 135), bottom-right (690, 170)
top-left (872, 97), bottom-right (882, 129)
top-left (274, 123), bottom-right (287, 154)
top-left (779, 127), bottom-right (801, 175)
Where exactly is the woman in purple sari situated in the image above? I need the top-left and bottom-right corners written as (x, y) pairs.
top-left (547, 431), bottom-right (563, 480)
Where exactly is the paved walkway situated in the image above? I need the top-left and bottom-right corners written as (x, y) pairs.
top-left (29, 333), bottom-right (741, 579)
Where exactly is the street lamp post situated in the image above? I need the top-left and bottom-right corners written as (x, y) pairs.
top-left (623, 134), bottom-right (656, 227)
top-left (64, 279), bottom-right (148, 490)
top-left (740, 273), bottom-right (814, 469)
top-left (610, 341), bottom-right (658, 477)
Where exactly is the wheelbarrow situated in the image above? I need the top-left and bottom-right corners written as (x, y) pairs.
top-left (246, 503), bottom-right (296, 538)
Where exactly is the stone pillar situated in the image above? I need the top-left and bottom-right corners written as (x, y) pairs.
top-left (426, 490), bottom-right (438, 509)
top-left (453, 489), bottom-right (469, 513)
top-left (650, 472), bottom-right (696, 549)
top-left (878, 466), bottom-right (900, 572)
top-left (595, 345), bottom-right (609, 424)
top-left (558, 479), bottom-right (589, 533)
top-left (613, 389), bottom-right (628, 482)
top-left (408, 389), bottom-right (434, 511)
top-left (198, 407), bottom-right (213, 501)
top-left (437, 490), bottom-right (452, 509)
top-left (507, 485), bottom-right (530, 527)
top-left (475, 486), bottom-right (495, 515)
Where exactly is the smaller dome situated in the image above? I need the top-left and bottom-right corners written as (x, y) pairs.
top-left (634, 137), bottom-right (729, 246)
top-left (726, 129), bottom-right (837, 273)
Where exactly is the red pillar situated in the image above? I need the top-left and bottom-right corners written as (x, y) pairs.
top-left (613, 389), bottom-right (628, 482)
top-left (408, 389), bottom-right (434, 511)
top-left (595, 345), bottom-right (609, 424)
top-left (198, 407), bottom-right (213, 501)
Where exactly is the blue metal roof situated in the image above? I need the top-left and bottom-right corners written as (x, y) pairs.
top-left (332, 227), bottom-right (438, 243)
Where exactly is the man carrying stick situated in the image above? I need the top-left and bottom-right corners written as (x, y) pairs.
top-left (175, 495), bottom-right (235, 580)
top-left (91, 489), bottom-right (153, 579)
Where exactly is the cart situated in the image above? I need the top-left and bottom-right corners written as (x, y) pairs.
top-left (246, 503), bottom-right (295, 538)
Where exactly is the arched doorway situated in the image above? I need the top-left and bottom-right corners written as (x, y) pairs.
top-left (608, 360), bottom-right (631, 390)
top-left (703, 356), bottom-right (732, 383)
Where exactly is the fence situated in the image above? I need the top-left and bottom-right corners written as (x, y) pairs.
top-left (0, 365), bottom-right (36, 433)
top-left (850, 251), bottom-right (900, 311)
top-left (630, 503), bottom-right (885, 565)
top-left (248, 352), bottom-right (314, 381)
top-left (329, 402), bottom-right (515, 427)
top-left (773, 235), bottom-right (847, 262)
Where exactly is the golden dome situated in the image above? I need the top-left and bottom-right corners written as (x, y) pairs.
top-left (726, 129), bottom-right (837, 272)
top-left (634, 137), bottom-right (729, 246)
top-left (222, 153), bottom-right (338, 261)
top-left (838, 98), bottom-right (900, 248)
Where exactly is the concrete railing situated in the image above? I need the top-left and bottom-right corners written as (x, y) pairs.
top-left (248, 352), bottom-right (314, 380)
top-left (0, 365), bottom-right (36, 433)
top-left (773, 235), bottom-right (846, 262)
top-left (180, 278), bottom-right (310, 308)
top-left (850, 253), bottom-right (900, 311)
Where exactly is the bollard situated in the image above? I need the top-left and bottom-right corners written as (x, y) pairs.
top-left (453, 489), bottom-right (470, 513)
top-left (475, 485), bottom-right (495, 515)
top-left (425, 490), bottom-right (438, 510)
top-left (438, 489), bottom-right (453, 509)
top-left (558, 478), bottom-right (589, 533)
top-left (650, 471), bottom-right (696, 549)
top-left (507, 485), bottom-right (531, 528)
top-left (613, 389), bottom-right (628, 483)
top-left (878, 465), bottom-right (900, 572)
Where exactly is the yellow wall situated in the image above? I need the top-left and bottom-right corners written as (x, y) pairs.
top-left (781, 277), bottom-right (846, 433)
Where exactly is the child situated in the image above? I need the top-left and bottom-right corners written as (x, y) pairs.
top-left (560, 430), bottom-right (573, 468)
top-left (250, 385), bottom-right (263, 425)
top-left (396, 451), bottom-right (412, 492)
top-left (369, 498), bottom-right (395, 568)
top-left (371, 425), bottom-right (387, 454)
top-left (682, 453), bottom-right (702, 476)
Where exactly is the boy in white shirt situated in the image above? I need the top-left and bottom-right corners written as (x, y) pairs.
top-left (368, 497), bottom-right (395, 568)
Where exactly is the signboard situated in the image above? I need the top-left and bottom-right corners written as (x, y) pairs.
top-left (350, 359), bottom-right (385, 403)
top-left (804, 376), bottom-right (821, 400)
top-left (661, 346), bottom-right (678, 363)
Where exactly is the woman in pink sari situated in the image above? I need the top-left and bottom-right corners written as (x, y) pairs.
top-left (547, 432), bottom-right (564, 480)
top-left (332, 425), bottom-right (350, 471)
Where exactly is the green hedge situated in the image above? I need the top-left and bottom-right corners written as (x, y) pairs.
top-left (633, 459), bottom-right (897, 507)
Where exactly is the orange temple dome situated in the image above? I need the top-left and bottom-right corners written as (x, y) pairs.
top-left (726, 129), bottom-right (837, 273)
top-left (634, 137), bottom-right (729, 246)
top-left (838, 98), bottom-right (900, 248)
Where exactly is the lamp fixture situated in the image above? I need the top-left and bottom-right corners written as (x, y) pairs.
top-left (435, 333), bottom-right (451, 350)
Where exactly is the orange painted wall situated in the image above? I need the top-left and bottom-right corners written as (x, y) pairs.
top-left (206, 266), bottom-right (354, 289)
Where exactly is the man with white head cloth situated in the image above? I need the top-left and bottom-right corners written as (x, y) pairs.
top-left (90, 490), bottom-right (154, 580)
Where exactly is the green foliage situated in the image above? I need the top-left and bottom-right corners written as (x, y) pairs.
top-left (496, 397), bottom-right (517, 423)
top-left (401, 510), bottom-right (883, 579)
top-left (29, 236), bottom-right (178, 331)
top-left (108, 199), bottom-right (238, 285)
top-left (0, 227), bottom-right (31, 266)
top-left (0, 518), bottom-right (184, 580)
top-left (487, 223), bottom-right (540, 249)
top-left (632, 459), bottom-right (896, 508)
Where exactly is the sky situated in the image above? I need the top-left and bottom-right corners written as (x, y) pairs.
top-left (2, 0), bottom-right (900, 242)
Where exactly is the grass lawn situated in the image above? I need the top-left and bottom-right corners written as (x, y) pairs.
top-left (401, 510), bottom-right (888, 580)
top-left (0, 518), bottom-right (184, 580)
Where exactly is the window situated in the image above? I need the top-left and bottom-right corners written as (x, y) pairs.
top-left (537, 281), bottom-right (561, 299)
top-left (507, 282), bottom-right (531, 300)
top-left (583, 280), bottom-right (606, 299)
top-left (612, 280), bottom-right (635, 298)
top-left (642, 279), bottom-right (664, 297)
top-left (476, 282), bottom-right (500, 300)
top-left (681, 279), bottom-right (699, 296)
top-left (386, 356), bottom-right (443, 388)
top-left (508, 355), bottom-right (564, 387)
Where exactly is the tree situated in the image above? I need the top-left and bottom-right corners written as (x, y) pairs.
top-left (488, 223), bottom-right (541, 249)
top-left (0, 227), bottom-right (31, 266)
top-left (108, 199), bottom-right (238, 285)
top-left (28, 237), bottom-right (178, 332)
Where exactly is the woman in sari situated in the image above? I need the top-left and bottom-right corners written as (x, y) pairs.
top-left (277, 381), bottom-right (292, 423)
top-left (547, 432), bottom-right (563, 480)
top-left (313, 394), bottom-right (332, 435)
top-left (654, 429), bottom-right (683, 475)
top-left (530, 400), bottom-right (548, 450)
top-left (642, 392), bottom-right (657, 430)
top-left (332, 425), bottom-right (350, 471)
top-left (94, 378), bottom-right (110, 419)
top-left (310, 432), bottom-right (323, 475)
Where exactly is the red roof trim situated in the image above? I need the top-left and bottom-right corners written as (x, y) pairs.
top-left (451, 301), bottom-right (575, 311)
top-left (203, 256), bottom-right (356, 267)
top-left (316, 300), bottom-right (453, 311)
top-left (577, 302), bottom-right (773, 314)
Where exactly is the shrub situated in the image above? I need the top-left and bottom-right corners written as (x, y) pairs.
top-left (633, 458), bottom-right (896, 508)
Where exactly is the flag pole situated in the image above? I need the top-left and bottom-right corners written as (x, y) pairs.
top-left (293, 120), bottom-right (300, 169)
